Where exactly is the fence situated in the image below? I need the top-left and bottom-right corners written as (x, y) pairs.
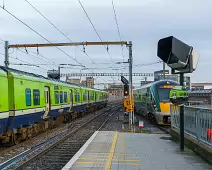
top-left (171, 105), bottom-right (212, 147)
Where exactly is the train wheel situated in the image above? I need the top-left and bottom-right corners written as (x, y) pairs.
top-left (12, 134), bottom-right (20, 145)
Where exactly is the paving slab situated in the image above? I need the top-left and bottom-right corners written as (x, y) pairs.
top-left (62, 131), bottom-right (212, 170)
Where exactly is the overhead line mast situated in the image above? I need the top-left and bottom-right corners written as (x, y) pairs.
top-left (5, 40), bottom-right (134, 127)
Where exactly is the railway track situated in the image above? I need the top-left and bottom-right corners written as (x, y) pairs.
top-left (0, 103), bottom-right (121, 170)
top-left (132, 113), bottom-right (171, 134)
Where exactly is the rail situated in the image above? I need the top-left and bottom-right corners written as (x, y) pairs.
top-left (0, 103), bottom-right (121, 170)
top-left (171, 105), bottom-right (212, 147)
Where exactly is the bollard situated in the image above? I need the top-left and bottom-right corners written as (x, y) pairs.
top-left (207, 130), bottom-right (212, 143)
top-left (139, 120), bottom-right (144, 128)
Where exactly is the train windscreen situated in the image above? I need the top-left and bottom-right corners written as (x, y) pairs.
top-left (157, 88), bottom-right (172, 102)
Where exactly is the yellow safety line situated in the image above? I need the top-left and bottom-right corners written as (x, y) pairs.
top-left (112, 163), bottom-right (142, 167)
top-left (113, 154), bottom-right (136, 156)
top-left (78, 158), bottom-right (107, 160)
top-left (77, 161), bottom-right (104, 165)
top-left (78, 154), bottom-right (137, 160)
top-left (112, 160), bottom-right (139, 162)
top-left (105, 132), bottom-right (118, 170)
top-left (76, 161), bottom-right (141, 167)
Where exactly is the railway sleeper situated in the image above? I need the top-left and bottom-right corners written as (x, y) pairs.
top-left (0, 105), bottom-right (106, 145)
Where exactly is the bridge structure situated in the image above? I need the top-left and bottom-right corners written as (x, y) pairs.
top-left (60, 72), bottom-right (154, 77)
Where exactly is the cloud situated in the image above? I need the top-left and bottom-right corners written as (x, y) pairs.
top-left (0, 0), bottom-right (211, 87)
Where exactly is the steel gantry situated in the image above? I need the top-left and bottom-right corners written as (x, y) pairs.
top-left (4, 40), bottom-right (136, 127)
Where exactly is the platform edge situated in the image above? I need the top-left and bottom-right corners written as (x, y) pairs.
top-left (62, 131), bottom-right (99, 170)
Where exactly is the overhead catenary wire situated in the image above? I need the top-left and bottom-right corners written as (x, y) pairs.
top-left (77, 0), bottom-right (117, 71)
top-left (0, 5), bottom-right (86, 69)
top-left (23, 0), bottom-right (99, 69)
top-left (0, 3), bottom-right (121, 86)
top-left (9, 55), bottom-right (49, 72)
top-left (0, 5), bottom-right (115, 86)
top-left (17, 48), bottom-right (56, 69)
top-left (111, 0), bottom-right (125, 64)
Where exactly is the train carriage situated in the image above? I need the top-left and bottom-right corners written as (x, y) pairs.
top-left (133, 80), bottom-right (179, 125)
top-left (0, 66), bottom-right (108, 144)
top-left (0, 69), bottom-right (9, 137)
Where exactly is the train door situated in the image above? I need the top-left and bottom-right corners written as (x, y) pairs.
top-left (43, 86), bottom-right (50, 118)
top-left (88, 91), bottom-right (90, 103)
top-left (70, 89), bottom-right (73, 110)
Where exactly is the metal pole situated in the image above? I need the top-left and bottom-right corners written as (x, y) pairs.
top-left (58, 66), bottom-right (61, 80)
top-left (5, 41), bottom-right (9, 68)
top-left (128, 41), bottom-right (133, 126)
top-left (163, 62), bottom-right (165, 79)
top-left (180, 73), bottom-right (184, 151)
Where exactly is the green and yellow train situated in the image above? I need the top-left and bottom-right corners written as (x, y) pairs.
top-left (169, 86), bottom-right (189, 104)
top-left (0, 66), bottom-right (108, 144)
top-left (133, 80), bottom-right (179, 125)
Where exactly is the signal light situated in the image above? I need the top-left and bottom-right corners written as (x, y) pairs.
top-left (124, 84), bottom-right (129, 96)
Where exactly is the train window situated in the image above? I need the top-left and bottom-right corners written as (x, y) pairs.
top-left (33, 89), bottom-right (40, 106)
top-left (64, 92), bottom-right (68, 103)
top-left (26, 88), bottom-right (31, 106)
top-left (83, 93), bottom-right (87, 102)
top-left (78, 93), bottom-right (80, 102)
top-left (89, 93), bottom-right (94, 101)
top-left (60, 92), bottom-right (64, 103)
top-left (55, 91), bottom-right (59, 104)
top-left (74, 93), bottom-right (77, 103)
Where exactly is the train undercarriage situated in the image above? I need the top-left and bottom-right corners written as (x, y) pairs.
top-left (0, 102), bottom-right (107, 145)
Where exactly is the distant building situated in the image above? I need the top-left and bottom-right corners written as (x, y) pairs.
top-left (80, 77), bottom-right (94, 88)
top-left (107, 83), bottom-right (123, 96)
top-left (191, 83), bottom-right (212, 90)
top-left (140, 81), bottom-right (153, 86)
top-left (67, 78), bottom-right (80, 85)
top-left (188, 89), bottom-right (212, 105)
top-left (154, 70), bottom-right (190, 90)
top-left (154, 70), bottom-right (169, 81)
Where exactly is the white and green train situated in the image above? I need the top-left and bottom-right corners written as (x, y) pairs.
top-left (133, 80), bottom-right (179, 125)
top-left (0, 67), bottom-right (108, 144)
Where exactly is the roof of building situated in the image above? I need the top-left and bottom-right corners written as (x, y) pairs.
top-left (192, 83), bottom-right (212, 86)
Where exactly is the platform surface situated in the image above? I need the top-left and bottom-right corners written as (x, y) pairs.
top-left (62, 131), bottom-right (212, 170)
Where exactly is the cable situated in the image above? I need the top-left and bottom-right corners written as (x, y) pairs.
top-left (111, 0), bottom-right (125, 63)
top-left (1, 3), bottom-right (117, 86)
top-left (0, 6), bottom-right (85, 68)
top-left (10, 55), bottom-right (48, 71)
top-left (77, 0), bottom-right (117, 70)
top-left (134, 60), bottom-right (163, 67)
top-left (24, 0), bottom-right (99, 69)
top-left (26, 49), bottom-right (57, 66)
top-left (0, 35), bottom-right (56, 68)
top-left (17, 48), bottom-right (56, 68)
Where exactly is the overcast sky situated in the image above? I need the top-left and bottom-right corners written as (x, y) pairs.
top-left (0, 0), bottom-right (211, 88)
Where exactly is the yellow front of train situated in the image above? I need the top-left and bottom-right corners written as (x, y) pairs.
top-left (155, 85), bottom-right (176, 125)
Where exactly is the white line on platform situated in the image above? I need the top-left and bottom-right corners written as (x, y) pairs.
top-left (62, 131), bottom-right (99, 170)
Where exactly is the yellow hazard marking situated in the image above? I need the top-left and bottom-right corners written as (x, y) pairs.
top-left (112, 163), bottom-right (142, 167)
top-left (112, 159), bottom-right (140, 162)
top-left (113, 154), bottom-right (137, 156)
top-left (76, 161), bottom-right (141, 167)
top-left (105, 132), bottom-right (118, 170)
top-left (77, 161), bottom-right (104, 165)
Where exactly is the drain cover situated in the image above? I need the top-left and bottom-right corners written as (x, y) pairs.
top-left (160, 136), bottom-right (172, 140)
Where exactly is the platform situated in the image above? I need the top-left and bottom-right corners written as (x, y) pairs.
top-left (62, 131), bottom-right (212, 170)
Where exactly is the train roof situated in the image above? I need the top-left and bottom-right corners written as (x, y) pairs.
top-left (0, 68), bottom-right (7, 77)
top-left (133, 80), bottom-right (179, 90)
top-left (0, 66), bottom-right (107, 93)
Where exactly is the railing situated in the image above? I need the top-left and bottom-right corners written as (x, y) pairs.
top-left (171, 105), bottom-right (212, 147)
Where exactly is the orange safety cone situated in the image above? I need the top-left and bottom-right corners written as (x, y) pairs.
top-left (207, 130), bottom-right (212, 143)
top-left (139, 120), bottom-right (144, 128)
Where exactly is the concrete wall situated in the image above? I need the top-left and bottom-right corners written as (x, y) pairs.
top-left (170, 128), bottom-right (212, 164)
